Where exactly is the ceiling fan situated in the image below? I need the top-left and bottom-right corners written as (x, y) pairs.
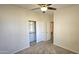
top-left (32, 4), bottom-right (56, 13)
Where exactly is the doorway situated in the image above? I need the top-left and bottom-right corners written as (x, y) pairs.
top-left (50, 22), bottom-right (54, 43)
top-left (29, 21), bottom-right (36, 46)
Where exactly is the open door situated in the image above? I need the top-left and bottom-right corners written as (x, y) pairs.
top-left (29, 21), bottom-right (36, 46)
top-left (50, 22), bottom-right (54, 43)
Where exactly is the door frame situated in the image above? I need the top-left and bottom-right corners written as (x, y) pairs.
top-left (29, 20), bottom-right (36, 45)
top-left (50, 21), bottom-right (54, 43)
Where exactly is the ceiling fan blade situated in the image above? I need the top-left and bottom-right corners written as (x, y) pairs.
top-left (32, 8), bottom-right (40, 10)
top-left (48, 7), bottom-right (56, 10)
top-left (47, 4), bottom-right (52, 6)
top-left (38, 4), bottom-right (52, 7)
top-left (38, 4), bottom-right (44, 7)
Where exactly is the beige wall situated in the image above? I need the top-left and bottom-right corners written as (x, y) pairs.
top-left (0, 5), bottom-right (53, 53)
top-left (54, 5), bottom-right (79, 53)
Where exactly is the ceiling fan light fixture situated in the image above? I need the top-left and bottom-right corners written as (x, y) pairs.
top-left (41, 7), bottom-right (47, 12)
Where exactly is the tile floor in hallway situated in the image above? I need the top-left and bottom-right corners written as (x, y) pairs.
top-left (15, 40), bottom-right (76, 54)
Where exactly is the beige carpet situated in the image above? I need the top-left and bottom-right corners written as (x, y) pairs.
top-left (16, 40), bottom-right (76, 54)
top-left (16, 41), bottom-right (56, 54)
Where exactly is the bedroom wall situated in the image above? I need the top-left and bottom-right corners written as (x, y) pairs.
top-left (54, 5), bottom-right (79, 53)
top-left (0, 5), bottom-right (53, 53)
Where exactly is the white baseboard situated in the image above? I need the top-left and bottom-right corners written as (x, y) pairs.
top-left (0, 51), bottom-right (11, 54)
top-left (12, 46), bottom-right (30, 54)
top-left (54, 43), bottom-right (78, 54)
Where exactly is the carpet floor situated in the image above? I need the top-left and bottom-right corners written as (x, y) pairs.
top-left (15, 40), bottom-right (76, 54)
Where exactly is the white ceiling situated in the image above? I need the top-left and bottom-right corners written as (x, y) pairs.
top-left (15, 4), bottom-right (73, 14)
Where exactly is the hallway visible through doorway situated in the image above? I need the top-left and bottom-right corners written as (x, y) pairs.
top-left (29, 21), bottom-right (36, 46)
